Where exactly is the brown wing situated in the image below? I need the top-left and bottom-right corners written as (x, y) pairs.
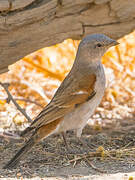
top-left (29, 72), bottom-right (96, 129)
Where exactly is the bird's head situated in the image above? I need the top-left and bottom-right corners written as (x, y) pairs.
top-left (77, 34), bottom-right (119, 61)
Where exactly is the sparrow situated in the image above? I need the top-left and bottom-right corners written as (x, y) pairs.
top-left (3, 34), bottom-right (118, 169)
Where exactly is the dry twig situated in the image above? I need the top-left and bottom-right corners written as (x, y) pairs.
top-left (0, 131), bottom-right (22, 141)
top-left (0, 82), bottom-right (32, 123)
top-left (84, 157), bottom-right (106, 173)
top-left (0, 97), bottom-right (43, 108)
top-left (69, 147), bottom-right (135, 163)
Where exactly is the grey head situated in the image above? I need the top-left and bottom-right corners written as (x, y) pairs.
top-left (77, 34), bottom-right (118, 62)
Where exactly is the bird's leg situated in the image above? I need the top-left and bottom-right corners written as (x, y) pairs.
top-left (76, 129), bottom-right (105, 172)
top-left (78, 137), bottom-right (90, 149)
top-left (76, 128), bottom-right (90, 150)
top-left (61, 132), bottom-right (70, 152)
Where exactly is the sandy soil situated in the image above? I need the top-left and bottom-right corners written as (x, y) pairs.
top-left (0, 118), bottom-right (135, 179)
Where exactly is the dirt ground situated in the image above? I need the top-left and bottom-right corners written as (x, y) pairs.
top-left (0, 117), bottom-right (135, 179)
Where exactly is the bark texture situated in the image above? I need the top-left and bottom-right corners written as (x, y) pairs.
top-left (0, 0), bottom-right (135, 73)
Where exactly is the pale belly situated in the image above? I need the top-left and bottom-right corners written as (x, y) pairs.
top-left (57, 69), bottom-right (106, 136)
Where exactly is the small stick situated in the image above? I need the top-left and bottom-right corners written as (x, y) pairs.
top-left (0, 97), bottom-right (43, 108)
top-left (84, 157), bottom-right (106, 173)
top-left (0, 82), bottom-right (32, 123)
top-left (0, 131), bottom-right (22, 141)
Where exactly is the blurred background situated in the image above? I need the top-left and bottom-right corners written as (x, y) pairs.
top-left (0, 31), bottom-right (135, 133)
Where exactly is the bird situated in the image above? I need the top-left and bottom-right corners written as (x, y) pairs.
top-left (3, 34), bottom-right (118, 169)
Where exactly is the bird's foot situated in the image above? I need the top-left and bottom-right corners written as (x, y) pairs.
top-left (78, 137), bottom-right (93, 151)
top-left (61, 132), bottom-right (76, 154)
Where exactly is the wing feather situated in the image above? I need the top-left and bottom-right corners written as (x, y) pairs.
top-left (23, 72), bottom-right (96, 134)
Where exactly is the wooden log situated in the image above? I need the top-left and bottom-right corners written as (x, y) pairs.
top-left (0, 0), bottom-right (135, 73)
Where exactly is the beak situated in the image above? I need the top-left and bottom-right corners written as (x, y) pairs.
top-left (109, 40), bottom-right (119, 46)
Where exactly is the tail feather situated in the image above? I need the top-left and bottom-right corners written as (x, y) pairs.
top-left (3, 118), bottom-right (62, 169)
top-left (3, 136), bottom-right (36, 169)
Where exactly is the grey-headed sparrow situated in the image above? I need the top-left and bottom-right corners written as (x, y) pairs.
top-left (4, 34), bottom-right (118, 169)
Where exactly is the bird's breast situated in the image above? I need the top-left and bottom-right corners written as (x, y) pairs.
top-left (58, 65), bottom-right (106, 132)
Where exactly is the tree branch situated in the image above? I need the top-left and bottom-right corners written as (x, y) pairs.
top-left (0, 82), bottom-right (32, 123)
top-left (0, 97), bottom-right (44, 108)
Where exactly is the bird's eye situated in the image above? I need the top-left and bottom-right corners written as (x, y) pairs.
top-left (96, 43), bottom-right (102, 48)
